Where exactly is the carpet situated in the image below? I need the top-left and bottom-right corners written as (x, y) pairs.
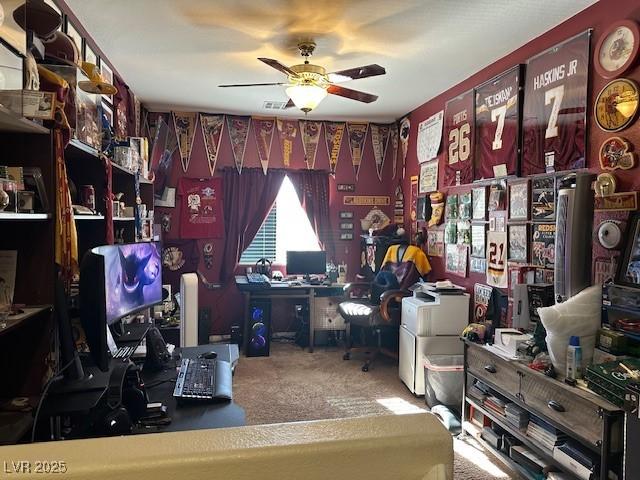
top-left (233, 342), bottom-right (516, 479)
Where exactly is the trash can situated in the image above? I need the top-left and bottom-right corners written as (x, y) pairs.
top-left (423, 354), bottom-right (464, 409)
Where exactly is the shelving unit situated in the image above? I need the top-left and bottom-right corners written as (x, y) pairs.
top-left (0, 306), bottom-right (52, 337)
top-left (0, 212), bottom-right (52, 221)
top-left (74, 214), bottom-right (105, 221)
top-left (0, 105), bottom-right (49, 135)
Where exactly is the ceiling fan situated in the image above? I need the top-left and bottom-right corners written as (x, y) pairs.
top-left (219, 41), bottom-right (386, 113)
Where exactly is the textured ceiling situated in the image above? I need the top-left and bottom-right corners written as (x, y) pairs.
top-left (65, 0), bottom-right (596, 121)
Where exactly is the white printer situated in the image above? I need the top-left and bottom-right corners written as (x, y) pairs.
top-left (399, 283), bottom-right (470, 395)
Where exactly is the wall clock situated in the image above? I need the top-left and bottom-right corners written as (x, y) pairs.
top-left (594, 20), bottom-right (640, 79)
top-left (595, 78), bottom-right (639, 132)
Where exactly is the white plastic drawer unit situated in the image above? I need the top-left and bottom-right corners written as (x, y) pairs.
top-left (401, 294), bottom-right (470, 337)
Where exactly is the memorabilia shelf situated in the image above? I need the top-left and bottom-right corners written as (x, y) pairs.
top-left (0, 212), bottom-right (52, 221)
top-left (0, 306), bottom-right (52, 337)
top-left (74, 214), bottom-right (105, 221)
top-left (113, 217), bottom-right (135, 221)
top-left (0, 105), bottom-right (49, 135)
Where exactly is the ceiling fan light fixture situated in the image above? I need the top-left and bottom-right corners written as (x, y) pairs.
top-left (285, 84), bottom-right (328, 113)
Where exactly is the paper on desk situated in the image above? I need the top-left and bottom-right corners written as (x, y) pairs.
top-left (483, 344), bottom-right (519, 361)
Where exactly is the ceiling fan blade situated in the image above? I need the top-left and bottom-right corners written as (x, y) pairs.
top-left (327, 85), bottom-right (378, 103)
top-left (327, 64), bottom-right (386, 83)
top-left (284, 99), bottom-right (296, 109)
top-left (219, 82), bottom-right (286, 87)
top-left (258, 58), bottom-right (299, 77)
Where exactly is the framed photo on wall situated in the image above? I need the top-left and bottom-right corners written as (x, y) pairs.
top-left (471, 223), bottom-right (486, 258)
top-left (84, 44), bottom-right (98, 65)
top-left (509, 180), bottom-right (529, 220)
top-left (472, 186), bottom-right (487, 220)
top-left (531, 175), bottom-right (556, 221)
top-left (65, 19), bottom-right (83, 56)
top-left (101, 61), bottom-right (114, 101)
top-left (508, 224), bottom-right (528, 262)
top-left (419, 160), bottom-right (438, 194)
top-left (617, 213), bottom-right (640, 287)
top-left (340, 222), bottom-right (354, 230)
top-left (339, 211), bottom-right (353, 219)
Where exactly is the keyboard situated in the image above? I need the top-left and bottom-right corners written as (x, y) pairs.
top-left (173, 358), bottom-right (216, 400)
top-left (247, 273), bottom-right (270, 284)
top-left (112, 345), bottom-right (136, 359)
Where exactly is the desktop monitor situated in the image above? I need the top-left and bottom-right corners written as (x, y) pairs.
top-left (80, 242), bottom-right (162, 371)
top-left (286, 250), bottom-right (327, 278)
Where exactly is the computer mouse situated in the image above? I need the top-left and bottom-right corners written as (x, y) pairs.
top-left (200, 351), bottom-right (218, 360)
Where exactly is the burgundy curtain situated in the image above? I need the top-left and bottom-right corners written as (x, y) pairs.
top-left (219, 168), bottom-right (286, 283)
top-left (287, 170), bottom-right (334, 259)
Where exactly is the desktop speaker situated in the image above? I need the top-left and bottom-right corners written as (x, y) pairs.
top-left (554, 172), bottom-right (595, 303)
top-left (180, 273), bottom-right (198, 347)
top-left (247, 300), bottom-right (271, 357)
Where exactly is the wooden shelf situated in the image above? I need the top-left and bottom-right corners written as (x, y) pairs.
top-left (66, 138), bottom-right (100, 160)
top-left (74, 214), bottom-right (105, 221)
top-left (110, 161), bottom-right (153, 184)
top-left (113, 217), bottom-right (135, 221)
top-left (0, 105), bottom-right (49, 134)
top-left (0, 306), bottom-right (52, 337)
top-left (0, 212), bottom-right (51, 221)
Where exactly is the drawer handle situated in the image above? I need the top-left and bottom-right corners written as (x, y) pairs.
top-left (547, 400), bottom-right (565, 413)
top-left (484, 364), bottom-right (497, 374)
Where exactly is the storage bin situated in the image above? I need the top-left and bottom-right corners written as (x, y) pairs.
top-left (423, 354), bottom-right (464, 409)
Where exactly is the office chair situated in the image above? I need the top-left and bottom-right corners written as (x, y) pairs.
top-left (338, 239), bottom-right (431, 372)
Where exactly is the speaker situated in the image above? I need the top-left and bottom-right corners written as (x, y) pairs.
top-left (554, 172), bottom-right (595, 303)
top-left (180, 273), bottom-right (198, 347)
top-left (247, 300), bottom-right (271, 357)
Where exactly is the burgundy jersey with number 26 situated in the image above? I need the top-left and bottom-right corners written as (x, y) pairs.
top-left (444, 89), bottom-right (475, 187)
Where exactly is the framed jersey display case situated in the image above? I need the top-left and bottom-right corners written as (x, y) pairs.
top-left (521, 30), bottom-right (591, 175)
top-left (444, 89), bottom-right (475, 186)
top-left (474, 65), bottom-right (523, 180)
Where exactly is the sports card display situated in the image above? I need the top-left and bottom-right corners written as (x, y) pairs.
top-left (458, 192), bottom-right (472, 220)
top-left (531, 223), bottom-right (556, 269)
top-left (471, 224), bottom-right (486, 258)
top-left (531, 175), bottom-right (556, 220)
top-left (522, 31), bottom-right (590, 175)
top-left (475, 66), bottom-right (522, 180)
top-left (457, 220), bottom-right (471, 245)
top-left (508, 181), bottom-right (529, 220)
top-left (444, 90), bottom-right (475, 186)
top-left (508, 224), bottom-right (528, 262)
top-left (472, 187), bottom-right (487, 220)
top-left (486, 231), bottom-right (508, 288)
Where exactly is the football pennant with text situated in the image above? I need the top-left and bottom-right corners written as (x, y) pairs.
top-left (390, 122), bottom-right (399, 179)
top-left (172, 111), bottom-right (198, 173)
top-left (199, 113), bottom-right (225, 175)
top-left (252, 117), bottom-right (275, 175)
top-left (347, 122), bottom-right (369, 179)
top-left (370, 123), bottom-right (391, 182)
top-left (324, 122), bottom-right (345, 177)
top-left (399, 117), bottom-right (410, 179)
top-left (276, 118), bottom-right (298, 167)
top-left (299, 120), bottom-right (323, 169)
top-left (226, 115), bottom-right (251, 174)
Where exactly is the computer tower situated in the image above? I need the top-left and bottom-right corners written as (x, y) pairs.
top-left (247, 300), bottom-right (271, 357)
top-left (554, 172), bottom-right (595, 303)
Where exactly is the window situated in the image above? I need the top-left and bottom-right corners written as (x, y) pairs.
top-left (240, 176), bottom-right (320, 265)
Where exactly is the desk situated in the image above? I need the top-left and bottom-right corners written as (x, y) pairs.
top-left (141, 344), bottom-right (245, 432)
top-left (236, 277), bottom-right (345, 353)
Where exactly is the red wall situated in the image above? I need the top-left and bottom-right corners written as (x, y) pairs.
top-left (155, 116), bottom-right (398, 334)
top-left (403, 0), bottom-right (640, 293)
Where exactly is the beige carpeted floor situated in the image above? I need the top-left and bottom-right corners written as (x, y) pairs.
top-left (233, 342), bottom-right (517, 479)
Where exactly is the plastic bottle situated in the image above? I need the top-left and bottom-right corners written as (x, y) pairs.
top-left (566, 335), bottom-right (583, 380)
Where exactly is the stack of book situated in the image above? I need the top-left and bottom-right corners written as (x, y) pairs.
top-left (468, 381), bottom-right (490, 403)
top-left (552, 441), bottom-right (597, 480)
top-left (483, 396), bottom-right (508, 417)
top-left (505, 403), bottom-right (529, 430)
top-left (526, 416), bottom-right (567, 452)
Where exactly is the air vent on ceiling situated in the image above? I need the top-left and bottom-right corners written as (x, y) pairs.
top-left (263, 100), bottom-right (287, 110)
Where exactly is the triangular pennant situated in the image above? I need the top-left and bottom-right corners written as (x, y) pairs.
top-left (324, 122), bottom-right (345, 177)
top-left (346, 122), bottom-right (369, 180)
top-left (226, 115), bottom-right (251, 174)
top-left (200, 113), bottom-right (225, 176)
top-left (276, 118), bottom-right (298, 167)
top-left (299, 120), bottom-right (323, 170)
top-left (390, 123), bottom-right (399, 180)
top-left (399, 116), bottom-right (410, 180)
top-left (252, 116), bottom-right (276, 175)
top-left (370, 123), bottom-right (391, 182)
top-left (172, 111), bottom-right (198, 173)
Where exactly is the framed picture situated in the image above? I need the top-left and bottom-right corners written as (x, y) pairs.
top-left (427, 229), bottom-right (444, 257)
top-left (101, 61), bottom-right (114, 101)
top-left (617, 213), bottom-right (640, 287)
top-left (340, 222), bottom-right (354, 230)
top-left (84, 43), bottom-right (98, 65)
top-left (419, 160), bottom-right (438, 194)
top-left (445, 244), bottom-right (468, 277)
top-left (445, 194), bottom-right (458, 220)
top-left (531, 175), bottom-right (556, 221)
top-left (488, 179), bottom-right (507, 211)
top-left (509, 180), bottom-right (529, 220)
top-left (417, 196), bottom-right (427, 221)
top-left (339, 211), bottom-right (353, 219)
top-left (337, 183), bottom-right (355, 192)
top-left (470, 257), bottom-right (487, 274)
top-left (471, 223), bottom-right (486, 258)
top-left (457, 220), bottom-right (471, 245)
top-left (340, 232), bottom-right (353, 241)
top-left (102, 101), bottom-right (113, 126)
top-left (508, 224), bottom-right (528, 262)
top-left (531, 223), bottom-right (556, 269)
top-left (459, 192), bottom-right (472, 220)
top-left (472, 187), bottom-right (487, 220)
top-left (489, 210), bottom-right (507, 232)
top-left (44, 1), bottom-right (62, 31)
top-left (65, 19), bottom-right (83, 56)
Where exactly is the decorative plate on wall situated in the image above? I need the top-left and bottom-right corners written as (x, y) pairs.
top-left (595, 78), bottom-right (639, 132)
top-left (594, 20), bottom-right (640, 79)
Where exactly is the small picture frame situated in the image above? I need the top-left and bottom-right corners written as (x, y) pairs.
top-left (531, 175), bottom-right (556, 221)
top-left (65, 19), bottom-right (83, 55)
top-left (472, 186), bottom-right (487, 220)
top-left (84, 43), bottom-right (98, 65)
top-left (339, 211), bottom-right (353, 219)
top-left (509, 180), bottom-right (529, 220)
top-left (340, 222), bottom-right (354, 230)
top-left (102, 101), bottom-right (113, 127)
top-left (340, 232), bottom-right (353, 240)
top-left (417, 196), bottom-right (427, 221)
top-left (617, 212), bottom-right (640, 288)
top-left (508, 224), bottom-right (528, 263)
top-left (337, 183), bottom-right (355, 192)
top-left (101, 61), bottom-right (114, 101)
top-left (471, 223), bottom-right (486, 258)
top-left (488, 179), bottom-right (507, 212)
top-left (458, 192), bottom-right (472, 220)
